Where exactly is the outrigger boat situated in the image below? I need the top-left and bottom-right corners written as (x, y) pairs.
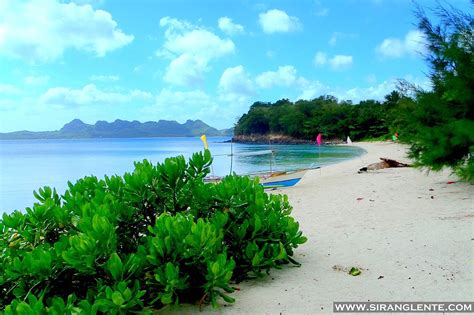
top-left (258, 168), bottom-right (311, 188)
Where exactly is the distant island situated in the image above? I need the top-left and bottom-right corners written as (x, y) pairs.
top-left (0, 119), bottom-right (233, 140)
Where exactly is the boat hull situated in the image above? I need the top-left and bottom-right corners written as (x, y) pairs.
top-left (261, 177), bottom-right (302, 188)
top-left (259, 169), bottom-right (309, 188)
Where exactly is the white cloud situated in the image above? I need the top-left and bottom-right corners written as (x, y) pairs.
top-left (89, 74), bottom-right (120, 82)
top-left (157, 17), bottom-right (235, 87)
top-left (218, 17), bottom-right (245, 35)
top-left (159, 16), bottom-right (194, 36)
top-left (40, 84), bottom-right (152, 107)
top-left (161, 29), bottom-right (234, 59)
top-left (0, 0), bottom-right (133, 63)
top-left (254, 65), bottom-right (327, 101)
top-left (313, 52), bottom-right (353, 70)
top-left (218, 66), bottom-right (255, 106)
top-left (219, 66), bottom-right (254, 97)
top-left (256, 65), bottom-right (298, 88)
top-left (313, 51), bottom-right (327, 66)
top-left (376, 30), bottom-right (427, 58)
top-left (329, 55), bottom-right (353, 70)
top-left (340, 80), bottom-right (395, 102)
top-left (403, 74), bottom-right (432, 91)
top-left (377, 38), bottom-right (404, 58)
top-left (24, 75), bottom-right (50, 86)
top-left (331, 78), bottom-right (428, 102)
top-left (404, 30), bottom-right (427, 54)
top-left (258, 9), bottom-right (302, 34)
top-left (0, 83), bottom-right (21, 95)
top-left (163, 53), bottom-right (209, 86)
top-left (296, 79), bottom-right (327, 100)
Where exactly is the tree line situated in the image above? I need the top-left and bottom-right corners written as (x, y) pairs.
top-left (234, 91), bottom-right (414, 142)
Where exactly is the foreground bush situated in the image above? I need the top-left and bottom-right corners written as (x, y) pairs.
top-left (0, 151), bottom-right (306, 313)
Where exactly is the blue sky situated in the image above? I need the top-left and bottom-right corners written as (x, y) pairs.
top-left (0, 0), bottom-right (471, 132)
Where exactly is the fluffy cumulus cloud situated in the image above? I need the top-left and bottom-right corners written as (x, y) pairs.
top-left (254, 65), bottom-right (327, 100)
top-left (329, 55), bottom-right (353, 70)
top-left (218, 17), bottom-right (245, 36)
top-left (313, 52), bottom-right (327, 66)
top-left (296, 79), bottom-right (327, 100)
top-left (218, 66), bottom-right (254, 100)
top-left (0, 0), bottom-right (133, 63)
top-left (255, 65), bottom-right (299, 88)
top-left (157, 17), bottom-right (235, 87)
top-left (258, 9), bottom-right (302, 34)
top-left (40, 84), bottom-right (152, 107)
top-left (376, 30), bottom-right (427, 58)
top-left (313, 52), bottom-right (353, 70)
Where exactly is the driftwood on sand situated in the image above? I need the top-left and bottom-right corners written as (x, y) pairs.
top-left (358, 157), bottom-right (411, 173)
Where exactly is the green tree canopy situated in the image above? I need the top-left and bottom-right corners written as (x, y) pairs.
top-left (234, 94), bottom-right (404, 141)
top-left (408, 4), bottom-right (474, 181)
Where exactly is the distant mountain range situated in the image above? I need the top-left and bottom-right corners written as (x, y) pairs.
top-left (0, 119), bottom-right (233, 139)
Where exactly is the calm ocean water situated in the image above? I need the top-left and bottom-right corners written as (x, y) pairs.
top-left (0, 137), bottom-right (365, 214)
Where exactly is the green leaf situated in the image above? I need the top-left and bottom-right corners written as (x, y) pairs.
top-left (254, 215), bottom-right (262, 235)
top-left (111, 292), bottom-right (124, 306)
top-left (165, 263), bottom-right (178, 279)
top-left (106, 253), bottom-right (123, 281)
top-left (161, 292), bottom-right (173, 305)
top-left (251, 253), bottom-right (261, 266)
top-left (349, 267), bottom-right (361, 276)
top-left (219, 292), bottom-right (236, 304)
top-left (211, 262), bottom-right (220, 275)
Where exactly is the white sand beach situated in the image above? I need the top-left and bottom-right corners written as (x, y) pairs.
top-left (166, 141), bottom-right (473, 314)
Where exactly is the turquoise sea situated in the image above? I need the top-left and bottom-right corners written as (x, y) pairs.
top-left (0, 137), bottom-right (365, 214)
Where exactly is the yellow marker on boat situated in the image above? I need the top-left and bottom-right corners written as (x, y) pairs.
top-left (200, 134), bottom-right (209, 150)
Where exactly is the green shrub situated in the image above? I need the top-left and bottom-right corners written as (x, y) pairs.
top-left (0, 151), bottom-right (306, 313)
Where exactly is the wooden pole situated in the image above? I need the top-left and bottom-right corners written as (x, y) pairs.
top-left (229, 138), bottom-right (233, 175)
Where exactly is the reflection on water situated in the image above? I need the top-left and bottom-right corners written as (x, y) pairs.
top-left (0, 137), bottom-right (365, 213)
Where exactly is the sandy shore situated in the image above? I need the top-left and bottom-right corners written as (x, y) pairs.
top-left (166, 142), bottom-right (473, 314)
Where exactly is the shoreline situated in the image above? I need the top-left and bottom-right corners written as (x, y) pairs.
top-left (165, 141), bottom-right (473, 314)
top-left (231, 134), bottom-right (345, 145)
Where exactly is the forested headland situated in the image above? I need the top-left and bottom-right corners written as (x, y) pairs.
top-left (233, 91), bottom-right (414, 142)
